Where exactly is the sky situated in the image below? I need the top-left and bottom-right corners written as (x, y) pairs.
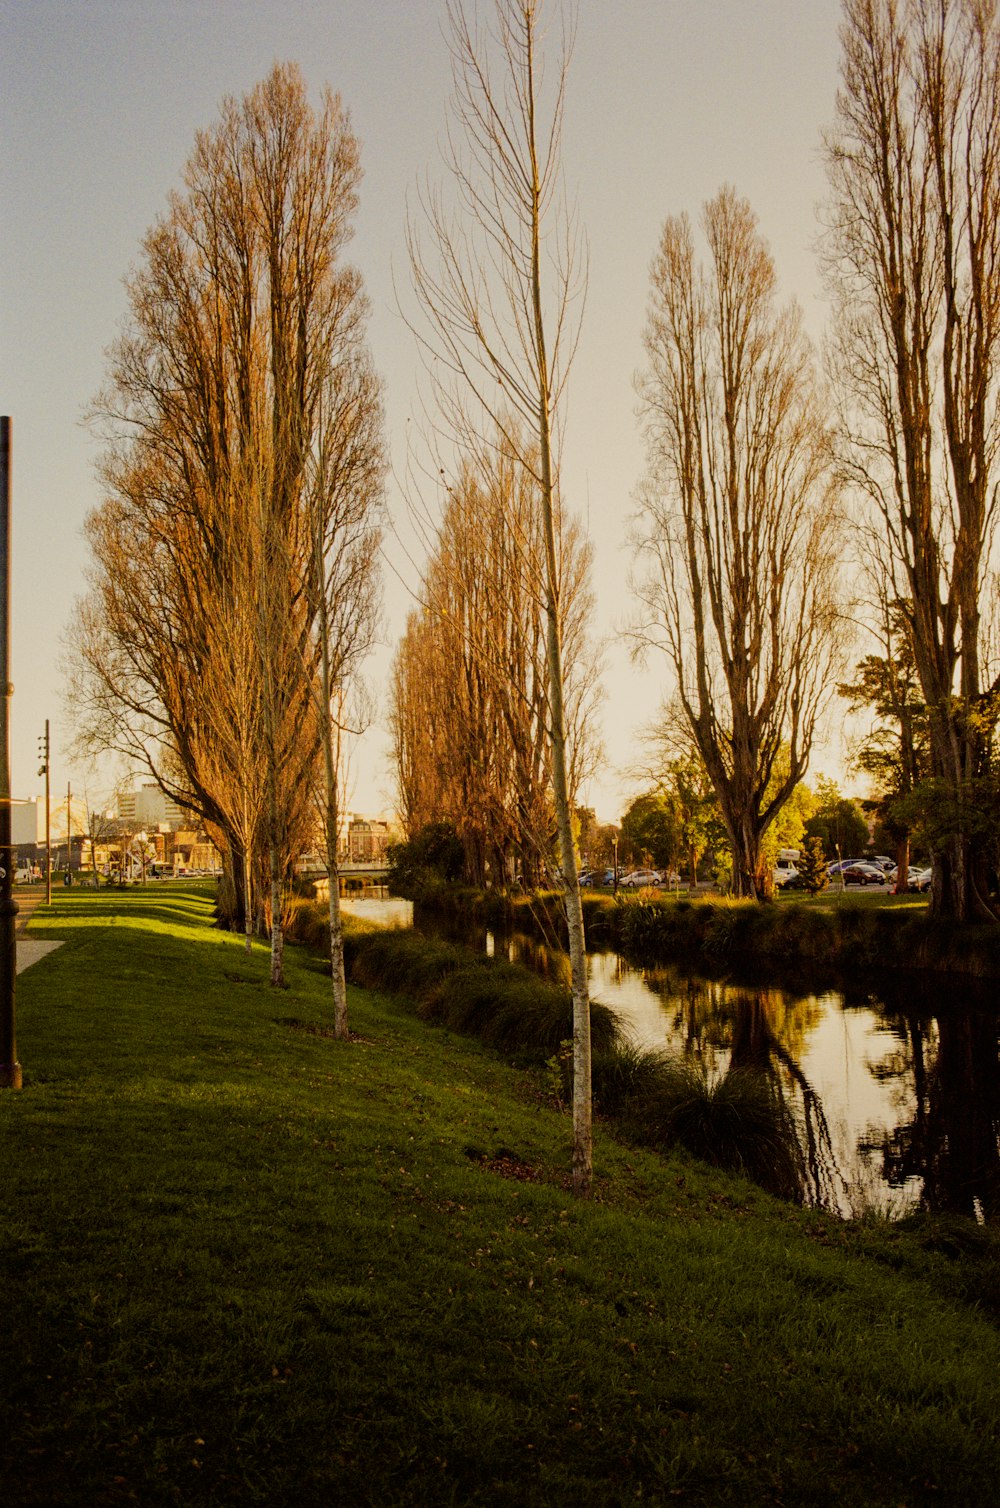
top-left (1, 0), bottom-right (847, 825)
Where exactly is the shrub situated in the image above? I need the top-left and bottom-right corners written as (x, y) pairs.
top-left (385, 821), bottom-right (465, 897)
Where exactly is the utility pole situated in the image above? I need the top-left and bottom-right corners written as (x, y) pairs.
top-left (1, 417), bottom-right (21, 1089)
top-left (38, 719), bottom-right (50, 904)
top-left (66, 782), bottom-right (71, 884)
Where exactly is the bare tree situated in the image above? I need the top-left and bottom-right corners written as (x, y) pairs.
top-left (305, 364), bottom-right (385, 1037)
top-left (407, 1), bottom-right (594, 1192)
top-left (634, 187), bottom-right (844, 898)
top-left (74, 64), bottom-right (384, 968)
top-left (824, 0), bottom-right (1000, 919)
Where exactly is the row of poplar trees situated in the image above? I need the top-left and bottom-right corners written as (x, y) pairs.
top-left (71, 65), bottom-right (386, 1026)
top-left (388, 434), bottom-right (601, 892)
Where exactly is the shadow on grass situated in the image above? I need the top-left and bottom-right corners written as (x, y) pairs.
top-left (26, 884), bottom-right (221, 939)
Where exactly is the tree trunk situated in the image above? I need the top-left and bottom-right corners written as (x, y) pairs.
top-left (893, 834), bottom-right (910, 896)
top-left (321, 687), bottom-right (349, 1040)
top-left (268, 841), bottom-right (284, 987)
top-left (727, 807), bottom-right (767, 901)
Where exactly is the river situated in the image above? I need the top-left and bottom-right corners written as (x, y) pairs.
top-left (341, 894), bottom-right (1000, 1221)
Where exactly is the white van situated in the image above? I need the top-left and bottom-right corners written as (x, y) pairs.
top-left (773, 849), bottom-right (800, 887)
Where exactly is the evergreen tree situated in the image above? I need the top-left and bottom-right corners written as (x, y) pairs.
top-left (797, 836), bottom-right (828, 895)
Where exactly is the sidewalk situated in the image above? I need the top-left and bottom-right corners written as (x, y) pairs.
top-left (12, 885), bottom-right (64, 974)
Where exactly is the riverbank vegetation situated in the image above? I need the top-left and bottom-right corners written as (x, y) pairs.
top-left (378, 876), bottom-right (1000, 983)
top-left (4, 883), bottom-right (1000, 1505)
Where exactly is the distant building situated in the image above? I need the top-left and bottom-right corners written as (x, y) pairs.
top-left (347, 816), bottom-right (392, 864)
top-left (11, 795), bottom-right (89, 849)
top-left (116, 783), bottom-right (191, 829)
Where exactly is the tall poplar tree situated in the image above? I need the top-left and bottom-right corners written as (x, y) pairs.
top-left (825, 0), bottom-right (1000, 920)
top-left (635, 188), bottom-right (844, 899)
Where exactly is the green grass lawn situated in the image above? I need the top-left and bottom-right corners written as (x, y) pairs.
top-left (2, 884), bottom-right (999, 1506)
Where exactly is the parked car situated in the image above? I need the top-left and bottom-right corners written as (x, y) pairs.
top-left (886, 864), bottom-right (924, 887)
top-left (772, 864), bottom-right (799, 887)
top-left (842, 861), bottom-right (886, 886)
top-left (620, 868), bottom-right (661, 888)
top-left (913, 867), bottom-right (933, 892)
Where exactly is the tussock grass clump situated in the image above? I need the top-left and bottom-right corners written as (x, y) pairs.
top-left (348, 928), bottom-right (467, 998)
top-left (618, 1057), bottom-right (805, 1202)
top-left (282, 895), bottom-right (330, 953)
top-left (589, 1039), bottom-right (674, 1117)
top-left (350, 931), bottom-right (620, 1064)
top-left (283, 898), bottom-right (393, 968)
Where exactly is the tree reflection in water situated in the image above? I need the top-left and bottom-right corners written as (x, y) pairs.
top-left (395, 900), bottom-right (1000, 1222)
top-left (859, 992), bottom-right (1000, 1222)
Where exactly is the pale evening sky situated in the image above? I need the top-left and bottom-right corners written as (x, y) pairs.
top-left (1, 0), bottom-right (848, 824)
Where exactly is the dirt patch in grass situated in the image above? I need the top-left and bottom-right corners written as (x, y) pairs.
top-left (276, 1015), bottom-right (376, 1044)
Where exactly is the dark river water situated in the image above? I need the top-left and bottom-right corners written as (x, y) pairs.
top-left (341, 896), bottom-right (1000, 1221)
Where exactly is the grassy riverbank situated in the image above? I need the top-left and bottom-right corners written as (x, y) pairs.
top-left (2, 884), bottom-right (999, 1505)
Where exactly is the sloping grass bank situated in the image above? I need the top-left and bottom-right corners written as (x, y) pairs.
top-left (403, 880), bottom-right (1000, 980)
top-left (320, 918), bottom-right (810, 1201)
top-left (1, 884), bottom-right (998, 1505)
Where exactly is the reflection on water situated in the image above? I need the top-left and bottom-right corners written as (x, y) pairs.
top-left (346, 897), bottom-right (1000, 1221)
top-left (340, 894), bottom-right (413, 928)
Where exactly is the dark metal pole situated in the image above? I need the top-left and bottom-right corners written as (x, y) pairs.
top-left (1, 416), bottom-right (21, 1089)
top-left (44, 719), bottom-right (50, 904)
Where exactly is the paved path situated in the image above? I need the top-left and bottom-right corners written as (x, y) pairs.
top-left (12, 886), bottom-right (65, 974)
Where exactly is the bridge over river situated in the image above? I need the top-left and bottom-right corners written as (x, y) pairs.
top-left (299, 862), bottom-right (390, 897)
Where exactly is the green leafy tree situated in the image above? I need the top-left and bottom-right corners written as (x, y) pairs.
top-left (803, 778), bottom-right (869, 862)
top-left (661, 755), bottom-right (725, 887)
top-left (796, 836), bottom-right (829, 895)
top-left (619, 792), bottom-right (681, 870)
top-left (838, 608), bottom-right (930, 891)
top-left (385, 822), bottom-right (465, 897)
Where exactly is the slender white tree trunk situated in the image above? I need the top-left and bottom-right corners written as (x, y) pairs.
top-left (526, 23), bottom-right (591, 1195)
top-left (322, 676), bottom-right (349, 1040)
top-left (268, 839), bottom-right (284, 988)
